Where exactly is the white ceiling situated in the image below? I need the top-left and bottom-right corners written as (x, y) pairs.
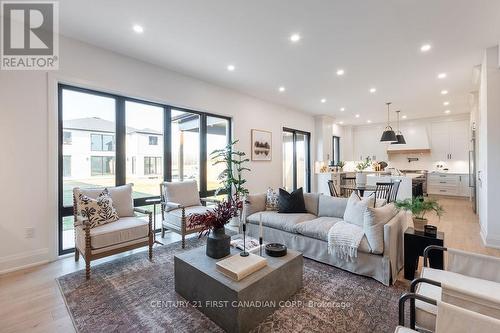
top-left (59, 0), bottom-right (500, 124)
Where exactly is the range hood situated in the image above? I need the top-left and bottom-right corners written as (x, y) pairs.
top-left (387, 125), bottom-right (431, 154)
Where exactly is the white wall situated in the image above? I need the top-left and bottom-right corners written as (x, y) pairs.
top-left (477, 45), bottom-right (500, 248)
top-left (0, 36), bottom-right (315, 273)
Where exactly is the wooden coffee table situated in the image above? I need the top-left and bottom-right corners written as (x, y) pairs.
top-left (174, 246), bottom-right (303, 333)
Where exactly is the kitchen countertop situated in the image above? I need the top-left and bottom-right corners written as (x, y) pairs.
top-left (429, 171), bottom-right (469, 175)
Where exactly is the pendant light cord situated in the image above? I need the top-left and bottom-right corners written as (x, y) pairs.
top-left (386, 102), bottom-right (392, 128)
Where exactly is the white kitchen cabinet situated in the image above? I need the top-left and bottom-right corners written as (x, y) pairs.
top-left (458, 174), bottom-right (471, 197)
top-left (431, 120), bottom-right (469, 162)
top-left (428, 173), bottom-right (470, 197)
top-left (353, 126), bottom-right (388, 162)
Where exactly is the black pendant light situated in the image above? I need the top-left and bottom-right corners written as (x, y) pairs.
top-left (391, 110), bottom-right (406, 144)
top-left (380, 102), bottom-right (397, 142)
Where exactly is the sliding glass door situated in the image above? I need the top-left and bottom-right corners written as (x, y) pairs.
top-left (58, 84), bottom-right (231, 254)
top-left (282, 128), bottom-right (311, 192)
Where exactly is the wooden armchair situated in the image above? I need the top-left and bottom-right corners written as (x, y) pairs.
top-left (73, 184), bottom-right (153, 279)
top-left (160, 180), bottom-right (219, 248)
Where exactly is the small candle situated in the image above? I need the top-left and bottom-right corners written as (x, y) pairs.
top-left (259, 213), bottom-right (263, 238)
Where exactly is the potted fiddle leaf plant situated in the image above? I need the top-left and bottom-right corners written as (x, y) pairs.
top-left (211, 140), bottom-right (250, 226)
top-left (395, 196), bottom-right (444, 231)
top-left (355, 157), bottom-right (371, 186)
top-left (190, 200), bottom-right (239, 258)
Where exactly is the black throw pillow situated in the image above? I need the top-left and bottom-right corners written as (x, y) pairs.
top-left (278, 187), bottom-right (307, 213)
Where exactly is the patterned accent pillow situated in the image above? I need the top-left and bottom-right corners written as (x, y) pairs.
top-left (77, 189), bottom-right (119, 228)
top-left (265, 187), bottom-right (279, 211)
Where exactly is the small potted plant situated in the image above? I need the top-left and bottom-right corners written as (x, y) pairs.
top-left (355, 157), bottom-right (371, 186)
top-left (190, 200), bottom-right (240, 259)
top-left (337, 161), bottom-right (346, 172)
top-left (395, 196), bottom-right (444, 231)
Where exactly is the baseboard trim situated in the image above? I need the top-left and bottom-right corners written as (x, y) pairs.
top-left (0, 248), bottom-right (50, 275)
top-left (480, 227), bottom-right (500, 249)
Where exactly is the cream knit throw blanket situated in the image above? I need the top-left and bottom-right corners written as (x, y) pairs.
top-left (327, 221), bottom-right (365, 261)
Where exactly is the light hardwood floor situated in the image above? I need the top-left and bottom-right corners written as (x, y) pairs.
top-left (1, 197), bottom-right (498, 333)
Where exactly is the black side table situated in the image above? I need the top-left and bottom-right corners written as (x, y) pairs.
top-left (404, 227), bottom-right (444, 280)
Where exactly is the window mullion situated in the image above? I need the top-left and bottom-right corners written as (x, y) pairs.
top-left (115, 97), bottom-right (126, 186)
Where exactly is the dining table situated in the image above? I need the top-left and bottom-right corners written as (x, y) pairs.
top-left (340, 184), bottom-right (377, 197)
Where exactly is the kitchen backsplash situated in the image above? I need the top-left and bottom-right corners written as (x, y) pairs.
top-left (343, 153), bottom-right (469, 173)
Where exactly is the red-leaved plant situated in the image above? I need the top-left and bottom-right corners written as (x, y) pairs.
top-left (190, 200), bottom-right (242, 237)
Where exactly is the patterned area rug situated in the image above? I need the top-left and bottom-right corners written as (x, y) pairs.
top-left (57, 238), bottom-right (407, 333)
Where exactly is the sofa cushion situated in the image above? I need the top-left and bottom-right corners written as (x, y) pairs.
top-left (75, 184), bottom-right (134, 217)
top-left (76, 216), bottom-right (149, 250)
top-left (163, 180), bottom-right (201, 208)
top-left (343, 193), bottom-right (374, 227)
top-left (164, 205), bottom-right (212, 229)
top-left (244, 193), bottom-right (267, 217)
top-left (278, 188), bottom-right (307, 213)
top-left (363, 203), bottom-right (398, 254)
top-left (303, 192), bottom-right (320, 215)
top-left (247, 211), bottom-right (316, 233)
top-left (318, 195), bottom-right (348, 218)
top-left (294, 217), bottom-right (372, 254)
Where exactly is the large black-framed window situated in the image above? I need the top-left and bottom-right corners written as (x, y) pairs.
top-left (282, 127), bottom-right (311, 192)
top-left (58, 84), bottom-right (232, 254)
top-left (332, 135), bottom-right (340, 166)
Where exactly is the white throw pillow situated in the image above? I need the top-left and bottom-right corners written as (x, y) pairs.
top-left (343, 193), bottom-right (375, 227)
top-left (363, 203), bottom-right (398, 254)
top-left (265, 188), bottom-right (279, 211)
top-left (76, 189), bottom-right (119, 228)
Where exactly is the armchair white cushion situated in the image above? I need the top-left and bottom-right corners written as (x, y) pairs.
top-left (76, 217), bottom-right (149, 251)
top-left (165, 206), bottom-right (212, 229)
top-left (162, 180), bottom-right (201, 209)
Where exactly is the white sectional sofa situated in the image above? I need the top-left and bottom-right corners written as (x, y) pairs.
top-left (243, 193), bottom-right (409, 285)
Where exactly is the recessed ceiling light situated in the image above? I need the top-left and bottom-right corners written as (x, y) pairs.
top-left (444, 110), bottom-right (451, 114)
top-left (420, 44), bottom-right (432, 52)
top-left (402, 115), bottom-right (407, 119)
top-left (279, 86), bottom-right (286, 92)
top-left (443, 101), bottom-right (450, 106)
top-left (338, 121), bottom-right (344, 125)
top-left (340, 107), bottom-right (345, 112)
top-left (132, 24), bottom-right (144, 33)
top-left (290, 33), bottom-right (301, 43)
top-left (441, 90), bottom-right (448, 95)
top-left (369, 88), bottom-right (377, 93)
top-left (227, 64), bottom-right (235, 71)
top-left (367, 120), bottom-right (372, 123)
top-left (321, 98), bottom-right (326, 103)
top-left (437, 73), bottom-right (447, 79)
top-left (355, 114), bottom-right (360, 118)
top-left (336, 69), bottom-right (345, 76)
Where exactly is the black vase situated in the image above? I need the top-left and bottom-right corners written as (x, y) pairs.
top-left (206, 227), bottom-right (231, 259)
